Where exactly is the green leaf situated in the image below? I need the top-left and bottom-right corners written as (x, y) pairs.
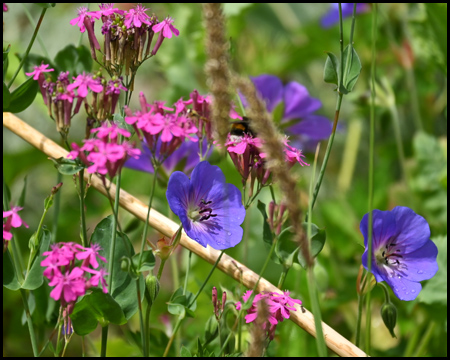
top-left (5, 77), bottom-right (39, 113)
top-left (22, 228), bottom-right (51, 290)
top-left (132, 250), bottom-right (155, 273)
top-left (92, 216), bottom-right (145, 320)
top-left (3, 82), bottom-right (11, 109)
top-left (340, 45), bottom-right (362, 93)
top-left (3, 44), bottom-right (11, 77)
top-left (49, 157), bottom-right (85, 175)
top-left (297, 223), bottom-right (326, 269)
top-left (3, 44), bottom-right (11, 62)
top-left (71, 288), bottom-right (127, 336)
top-left (3, 250), bottom-right (21, 290)
top-left (323, 52), bottom-right (339, 86)
top-left (425, 4), bottom-right (447, 73)
top-left (275, 227), bottom-right (300, 267)
top-left (180, 346), bottom-right (192, 357)
top-left (54, 44), bottom-right (93, 77)
top-left (256, 200), bottom-right (273, 247)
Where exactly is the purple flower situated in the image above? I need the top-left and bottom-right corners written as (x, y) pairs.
top-left (248, 74), bottom-right (332, 151)
top-left (321, 3), bottom-right (369, 28)
top-left (361, 206), bottom-right (439, 301)
top-left (166, 161), bottom-right (245, 250)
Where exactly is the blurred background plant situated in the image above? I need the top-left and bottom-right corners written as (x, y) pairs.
top-left (3, 3), bottom-right (447, 357)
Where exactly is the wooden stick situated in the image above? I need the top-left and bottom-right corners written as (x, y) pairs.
top-left (3, 112), bottom-right (367, 357)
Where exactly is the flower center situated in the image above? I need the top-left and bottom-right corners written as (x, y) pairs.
top-left (188, 199), bottom-right (217, 222)
top-left (375, 241), bottom-right (404, 268)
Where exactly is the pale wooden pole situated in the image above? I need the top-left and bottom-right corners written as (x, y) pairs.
top-left (3, 112), bottom-right (367, 357)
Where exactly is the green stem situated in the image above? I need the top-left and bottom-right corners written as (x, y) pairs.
top-left (100, 326), bottom-right (108, 357)
top-left (157, 258), bottom-right (167, 281)
top-left (20, 289), bottom-right (39, 357)
top-left (107, 172), bottom-right (121, 289)
top-left (355, 294), bottom-right (364, 347)
top-left (388, 104), bottom-right (407, 180)
top-left (139, 167), bottom-right (159, 267)
top-left (51, 171), bottom-right (63, 242)
top-left (277, 266), bottom-right (289, 289)
top-left (7, 7), bottom-right (47, 89)
top-left (163, 317), bottom-right (183, 357)
top-left (137, 278), bottom-right (147, 356)
top-left (79, 170), bottom-right (88, 247)
top-left (183, 251), bottom-right (192, 295)
top-left (20, 4), bottom-right (50, 59)
top-left (365, 4), bottom-right (378, 355)
top-left (218, 311), bottom-right (243, 357)
top-left (414, 322), bottom-right (436, 357)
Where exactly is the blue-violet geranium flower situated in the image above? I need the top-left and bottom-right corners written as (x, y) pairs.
top-left (361, 206), bottom-right (438, 301)
top-left (166, 161), bottom-right (245, 250)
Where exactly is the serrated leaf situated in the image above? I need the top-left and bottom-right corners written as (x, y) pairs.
top-left (22, 228), bottom-right (51, 290)
top-left (341, 45), bottom-right (362, 93)
top-left (5, 77), bottom-right (39, 113)
top-left (71, 288), bottom-right (127, 336)
top-left (256, 200), bottom-right (273, 247)
top-left (324, 52), bottom-right (339, 86)
top-left (49, 157), bottom-right (85, 175)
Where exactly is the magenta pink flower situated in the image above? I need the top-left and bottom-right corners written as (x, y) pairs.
top-left (82, 266), bottom-right (109, 293)
top-left (25, 64), bottom-right (54, 80)
top-left (89, 3), bottom-right (124, 18)
top-left (153, 17), bottom-right (179, 38)
top-left (3, 206), bottom-right (29, 229)
top-left (75, 243), bottom-right (106, 269)
top-left (67, 72), bottom-right (103, 98)
top-left (49, 267), bottom-right (86, 304)
top-left (124, 4), bottom-right (151, 28)
top-left (91, 122), bottom-right (131, 142)
top-left (69, 6), bottom-right (92, 33)
top-left (236, 290), bottom-right (302, 340)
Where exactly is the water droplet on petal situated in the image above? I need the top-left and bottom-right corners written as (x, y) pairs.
top-left (398, 276), bottom-right (402, 279)
top-left (402, 287), bottom-right (406, 291)
top-left (411, 289), bottom-right (416, 293)
top-left (417, 270), bottom-right (424, 274)
top-left (227, 232), bottom-right (231, 236)
top-left (405, 292), bottom-right (409, 295)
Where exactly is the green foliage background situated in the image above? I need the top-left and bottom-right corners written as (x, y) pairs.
top-left (3, 3), bottom-right (447, 357)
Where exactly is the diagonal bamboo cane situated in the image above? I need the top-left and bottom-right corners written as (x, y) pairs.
top-left (3, 112), bottom-right (367, 357)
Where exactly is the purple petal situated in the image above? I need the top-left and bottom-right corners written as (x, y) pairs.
top-left (166, 171), bottom-right (191, 218)
top-left (385, 275), bottom-right (422, 301)
top-left (392, 206), bottom-right (431, 254)
top-left (250, 74), bottom-right (284, 112)
top-left (283, 82), bottom-right (322, 121)
top-left (190, 162), bottom-right (225, 205)
top-left (124, 145), bottom-right (154, 173)
top-left (360, 209), bottom-right (397, 251)
top-left (399, 240), bottom-right (438, 282)
top-left (361, 249), bottom-right (385, 283)
top-left (286, 115), bottom-right (332, 140)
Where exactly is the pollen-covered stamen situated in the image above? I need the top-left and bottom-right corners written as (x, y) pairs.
top-left (376, 241), bottom-right (406, 272)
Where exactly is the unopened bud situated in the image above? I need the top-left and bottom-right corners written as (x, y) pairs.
top-left (212, 286), bottom-right (218, 315)
top-left (380, 301), bottom-right (397, 338)
top-left (221, 291), bottom-right (227, 312)
top-left (121, 258), bottom-right (130, 272)
top-left (145, 274), bottom-right (160, 305)
top-left (51, 182), bottom-right (63, 195)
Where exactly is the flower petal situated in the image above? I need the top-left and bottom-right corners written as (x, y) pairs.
top-left (250, 74), bottom-right (284, 112)
top-left (360, 209), bottom-right (397, 251)
top-left (392, 206), bottom-right (431, 254)
top-left (385, 275), bottom-right (422, 301)
top-left (286, 115), bottom-right (332, 140)
top-left (190, 162), bottom-right (225, 205)
top-left (399, 240), bottom-right (439, 282)
top-left (283, 82), bottom-right (322, 121)
top-left (166, 171), bottom-right (191, 218)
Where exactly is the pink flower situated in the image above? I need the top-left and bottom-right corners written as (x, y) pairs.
top-left (3, 224), bottom-right (12, 241)
top-left (75, 243), bottom-right (106, 269)
top-left (49, 267), bottom-right (86, 304)
top-left (3, 206), bottom-right (29, 229)
top-left (82, 266), bottom-right (109, 293)
top-left (91, 122), bottom-right (131, 142)
top-left (88, 3), bottom-right (124, 18)
top-left (25, 64), bottom-right (54, 81)
top-left (152, 17), bottom-right (179, 39)
top-left (67, 72), bottom-right (103, 98)
top-left (124, 4), bottom-right (151, 29)
top-left (69, 6), bottom-right (91, 33)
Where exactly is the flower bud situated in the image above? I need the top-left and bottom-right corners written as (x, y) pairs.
top-left (145, 274), bottom-right (160, 305)
top-left (380, 301), bottom-right (397, 338)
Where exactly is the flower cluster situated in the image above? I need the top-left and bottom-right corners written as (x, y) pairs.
top-left (361, 206), bottom-right (439, 301)
top-left (246, 74), bottom-right (333, 151)
top-left (26, 65), bottom-right (128, 132)
top-left (3, 206), bottom-right (28, 250)
top-left (68, 121), bottom-right (140, 178)
top-left (226, 132), bottom-right (309, 187)
top-left (124, 92), bottom-right (201, 167)
top-left (166, 161), bottom-right (245, 250)
top-left (70, 4), bottom-right (179, 76)
top-left (236, 290), bottom-right (302, 340)
top-left (40, 242), bottom-right (108, 307)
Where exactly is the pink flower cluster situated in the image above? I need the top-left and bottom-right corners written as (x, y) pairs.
top-left (226, 132), bottom-right (309, 187)
top-left (236, 290), bottom-right (302, 340)
top-left (124, 92), bottom-right (201, 164)
top-left (70, 4), bottom-right (179, 74)
top-left (3, 206), bottom-right (28, 249)
top-left (26, 65), bottom-right (128, 130)
top-left (41, 242), bottom-right (108, 306)
top-left (68, 121), bottom-right (140, 178)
